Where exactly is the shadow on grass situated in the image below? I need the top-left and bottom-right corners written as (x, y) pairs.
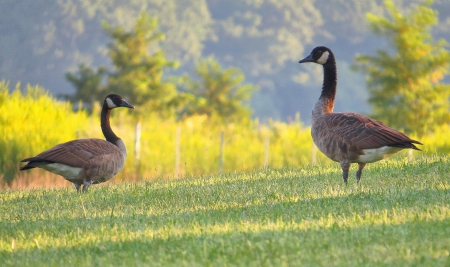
top-left (2, 215), bottom-right (450, 267)
top-left (2, 159), bottom-right (450, 266)
top-left (2, 185), bottom-right (449, 237)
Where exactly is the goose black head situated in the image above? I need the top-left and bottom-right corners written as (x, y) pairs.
top-left (299, 46), bottom-right (334, 65)
top-left (105, 94), bottom-right (135, 109)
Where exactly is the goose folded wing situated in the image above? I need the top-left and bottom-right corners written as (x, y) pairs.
top-left (26, 139), bottom-right (120, 167)
top-left (324, 113), bottom-right (420, 151)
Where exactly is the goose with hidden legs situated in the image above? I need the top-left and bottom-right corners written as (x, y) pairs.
top-left (298, 46), bottom-right (422, 184)
top-left (20, 94), bottom-right (134, 192)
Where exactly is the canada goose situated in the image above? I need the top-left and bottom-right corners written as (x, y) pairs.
top-left (298, 46), bottom-right (422, 183)
top-left (20, 94), bottom-right (134, 191)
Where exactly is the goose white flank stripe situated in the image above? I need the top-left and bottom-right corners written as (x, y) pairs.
top-left (359, 146), bottom-right (403, 163)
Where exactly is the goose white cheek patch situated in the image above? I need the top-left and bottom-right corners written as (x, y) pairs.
top-left (106, 98), bottom-right (117, 108)
top-left (316, 51), bottom-right (329, 65)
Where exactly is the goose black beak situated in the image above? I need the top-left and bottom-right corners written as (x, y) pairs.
top-left (121, 100), bottom-right (135, 109)
top-left (299, 54), bottom-right (314, 63)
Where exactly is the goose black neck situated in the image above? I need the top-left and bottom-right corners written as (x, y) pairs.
top-left (319, 58), bottom-right (337, 113)
top-left (101, 104), bottom-right (120, 145)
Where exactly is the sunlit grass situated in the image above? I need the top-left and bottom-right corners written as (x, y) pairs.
top-left (1, 155), bottom-right (449, 266)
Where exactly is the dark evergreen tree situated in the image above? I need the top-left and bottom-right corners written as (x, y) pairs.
top-left (64, 64), bottom-right (107, 108)
top-left (179, 57), bottom-right (257, 121)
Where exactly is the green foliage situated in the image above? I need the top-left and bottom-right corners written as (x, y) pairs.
top-left (105, 12), bottom-right (179, 116)
top-left (0, 81), bottom-right (88, 185)
top-left (4, 0), bottom-right (450, 121)
top-left (1, 156), bottom-right (450, 266)
top-left (179, 57), bottom-right (258, 121)
top-left (65, 12), bottom-right (179, 116)
top-left (63, 64), bottom-right (107, 108)
top-left (65, 12), bottom-right (257, 121)
top-left (353, 0), bottom-right (450, 135)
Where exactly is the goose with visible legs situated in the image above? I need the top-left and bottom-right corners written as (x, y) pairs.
top-left (298, 46), bottom-right (422, 184)
top-left (20, 94), bottom-right (134, 192)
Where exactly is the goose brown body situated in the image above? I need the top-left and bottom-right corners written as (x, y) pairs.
top-left (299, 46), bottom-right (422, 183)
top-left (20, 94), bottom-right (134, 191)
top-left (312, 112), bottom-right (421, 163)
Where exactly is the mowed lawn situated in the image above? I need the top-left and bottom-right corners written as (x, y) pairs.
top-left (1, 155), bottom-right (450, 266)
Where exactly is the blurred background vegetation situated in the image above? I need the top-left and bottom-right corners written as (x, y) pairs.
top-left (0, 0), bottom-right (449, 187)
top-left (1, 0), bottom-right (449, 122)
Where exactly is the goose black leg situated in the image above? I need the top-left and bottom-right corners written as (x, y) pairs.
top-left (82, 180), bottom-right (93, 192)
top-left (340, 161), bottom-right (350, 184)
top-left (356, 163), bottom-right (366, 184)
top-left (73, 183), bottom-right (81, 192)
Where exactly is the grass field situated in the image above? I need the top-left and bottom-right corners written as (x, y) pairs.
top-left (1, 155), bottom-right (450, 266)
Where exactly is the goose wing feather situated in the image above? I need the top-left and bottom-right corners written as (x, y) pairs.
top-left (21, 138), bottom-right (123, 167)
top-left (320, 113), bottom-right (422, 150)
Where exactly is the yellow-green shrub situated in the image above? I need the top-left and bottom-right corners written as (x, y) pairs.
top-left (417, 124), bottom-right (450, 154)
top-left (0, 82), bottom-right (89, 184)
top-left (109, 114), bottom-right (332, 180)
top-left (3, 80), bottom-right (449, 187)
